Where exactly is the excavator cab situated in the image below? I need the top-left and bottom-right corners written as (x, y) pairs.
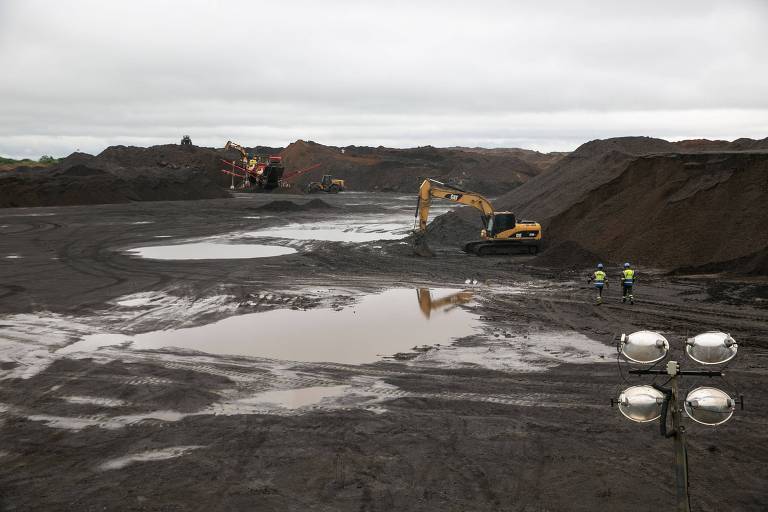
top-left (486, 213), bottom-right (517, 237)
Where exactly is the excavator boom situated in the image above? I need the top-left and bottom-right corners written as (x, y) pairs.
top-left (416, 179), bottom-right (494, 233)
top-left (224, 140), bottom-right (248, 160)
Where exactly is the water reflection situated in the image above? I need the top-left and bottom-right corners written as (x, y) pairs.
top-left (59, 288), bottom-right (479, 364)
top-left (417, 288), bottom-right (474, 318)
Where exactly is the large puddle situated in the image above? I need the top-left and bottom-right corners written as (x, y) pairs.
top-left (127, 242), bottom-right (296, 260)
top-left (243, 215), bottom-right (412, 243)
top-left (59, 288), bottom-right (479, 364)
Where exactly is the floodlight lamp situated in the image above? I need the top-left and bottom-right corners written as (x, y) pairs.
top-left (618, 385), bottom-right (665, 423)
top-left (684, 387), bottom-right (735, 426)
top-left (685, 331), bottom-right (737, 365)
top-left (620, 331), bottom-right (669, 364)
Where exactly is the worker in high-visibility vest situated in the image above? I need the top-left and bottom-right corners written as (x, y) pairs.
top-left (588, 263), bottom-right (608, 304)
top-left (247, 154), bottom-right (258, 171)
top-left (621, 262), bottom-right (635, 304)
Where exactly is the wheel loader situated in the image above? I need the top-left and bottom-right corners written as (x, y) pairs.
top-left (307, 174), bottom-right (345, 193)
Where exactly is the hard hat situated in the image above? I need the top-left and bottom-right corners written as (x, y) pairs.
top-left (597, 263), bottom-right (604, 269)
top-left (624, 262), bottom-right (631, 268)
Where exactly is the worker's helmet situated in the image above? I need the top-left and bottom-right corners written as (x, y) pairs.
top-left (624, 262), bottom-right (631, 268)
top-left (597, 263), bottom-right (604, 269)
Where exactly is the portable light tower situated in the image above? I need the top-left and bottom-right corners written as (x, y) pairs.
top-left (612, 330), bottom-right (743, 512)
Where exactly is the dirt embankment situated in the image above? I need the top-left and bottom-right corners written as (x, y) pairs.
top-left (1, 141), bottom-right (544, 207)
top-left (448, 146), bottom-right (568, 171)
top-left (429, 136), bottom-right (768, 274)
top-left (279, 140), bottom-right (541, 195)
top-left (0, 145), bottom-right (230, 208)
top-left (545, 152), bottom-right (768, 273)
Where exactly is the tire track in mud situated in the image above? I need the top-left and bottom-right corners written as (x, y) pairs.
top-left (75, 349), bottom-right (593, 417)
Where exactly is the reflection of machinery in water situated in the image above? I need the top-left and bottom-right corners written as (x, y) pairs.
top-left (414, 178), bottom-right (542, 256)
top-left (221, 140), bottom-right (284, 191)
top-left (416, 288), bottom-right (474, 318)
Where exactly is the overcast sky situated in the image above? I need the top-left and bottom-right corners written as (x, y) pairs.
top-left (1, 0), bottom-right (767, 159)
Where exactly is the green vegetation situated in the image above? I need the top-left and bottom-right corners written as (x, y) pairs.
top-left (0, 155), bottom-right (62, 170)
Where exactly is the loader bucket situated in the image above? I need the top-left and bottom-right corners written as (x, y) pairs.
top-left (413, 233), bottom-right (435, 257)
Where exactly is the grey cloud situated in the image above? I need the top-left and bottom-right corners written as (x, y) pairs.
top-left (1, 0), bottom-right (766, 158)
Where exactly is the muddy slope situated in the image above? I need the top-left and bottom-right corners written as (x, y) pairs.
top-left (428, 137), bottom-right (768, 274)
top-left (280, 140), bottom-right (541, 195)
top-left (546, 151), bottom-right (768, 272)
top-left (426, 137), bottom-right (680, 249)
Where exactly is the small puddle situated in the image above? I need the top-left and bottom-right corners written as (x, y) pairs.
top-left (244, 215), bottom-right (412, 242)
top-left (126, 242), bottom-right (296, 260)
top-left (243, 385), bottom-right (350, 409)
top-left (59, 288), bottom-right (478, 364)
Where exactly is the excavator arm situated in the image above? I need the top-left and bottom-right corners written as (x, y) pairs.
top-left (415, 179), bottom-right (495, 233)
top-left (224, 140), bottom-right (248, 160)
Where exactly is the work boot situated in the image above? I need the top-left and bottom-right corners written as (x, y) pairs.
top-left (622, 296), bottom-right (626, 303)
top-left (596, 295), bottom-right (602, 305)
top-left (629, 295), bottom-right (634, 305)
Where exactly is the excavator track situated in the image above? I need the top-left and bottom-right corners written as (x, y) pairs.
top-left (464, 239), bottom-right (539, 256)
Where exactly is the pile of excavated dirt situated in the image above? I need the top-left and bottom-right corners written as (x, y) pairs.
top-left (543, 151), bottom-right (768, 273)
top-left (673, 138), bottom-right (768, 152)
top-left (252, 199), bottom-right (334, 211)
top-left (431, 137), bottom-right (768, 274)
top-left (1, 141), bottom-right (547, 207)
top-left (279, 140), bottom-right (541, 195)
top-left (424, 209), bottom-right (482, 248)
top-left (532, 240), bottom-right (606, 269)
top-left (0, 145), bottom-right (229, 208)
top-left (496, 136), bottom-right (680, 222)
top-left (448, 147), bottom-right (568, 171)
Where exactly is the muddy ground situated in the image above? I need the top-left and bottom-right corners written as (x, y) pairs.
top-left (0, 193), bottom-right (767, 511)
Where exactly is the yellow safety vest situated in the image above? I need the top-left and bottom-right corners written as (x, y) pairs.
top-left (594, 270), bottom-right (606, 282)
top-left (622, 269), bottom-right (635, 284)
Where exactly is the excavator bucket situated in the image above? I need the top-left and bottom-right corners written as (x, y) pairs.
top-left (412, 233), bottom-right (435, 257)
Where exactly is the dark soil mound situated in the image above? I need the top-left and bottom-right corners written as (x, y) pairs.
top-left (543, 152), bottom-right (768, 272)
top-left (0, 145), bottom-right (229, 208)
top-left (425, 208), bottom-right (483, 248)
top-left (673, 137), bottom-right (768, 152)
top-left (495, 136), bottom-right (679, 223)
top-left (430, 136), bottom-right (768, 274)
top-left (304, 198), bottom-right (334, 209)
top-left (533, 240), bottom-right (606, 269)
top-left (279, 140), bottom-right (541, 195)
top-left (56, 165), bottom-right (108, 177)
top-left (673, 246), bottom-right (768, 276)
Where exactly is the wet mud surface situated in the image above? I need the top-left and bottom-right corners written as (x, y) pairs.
top-left (1, 193), bottom-right (767, 511)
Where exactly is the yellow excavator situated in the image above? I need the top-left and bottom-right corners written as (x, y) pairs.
top-left (414, 178), bottom-right (542, 256)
